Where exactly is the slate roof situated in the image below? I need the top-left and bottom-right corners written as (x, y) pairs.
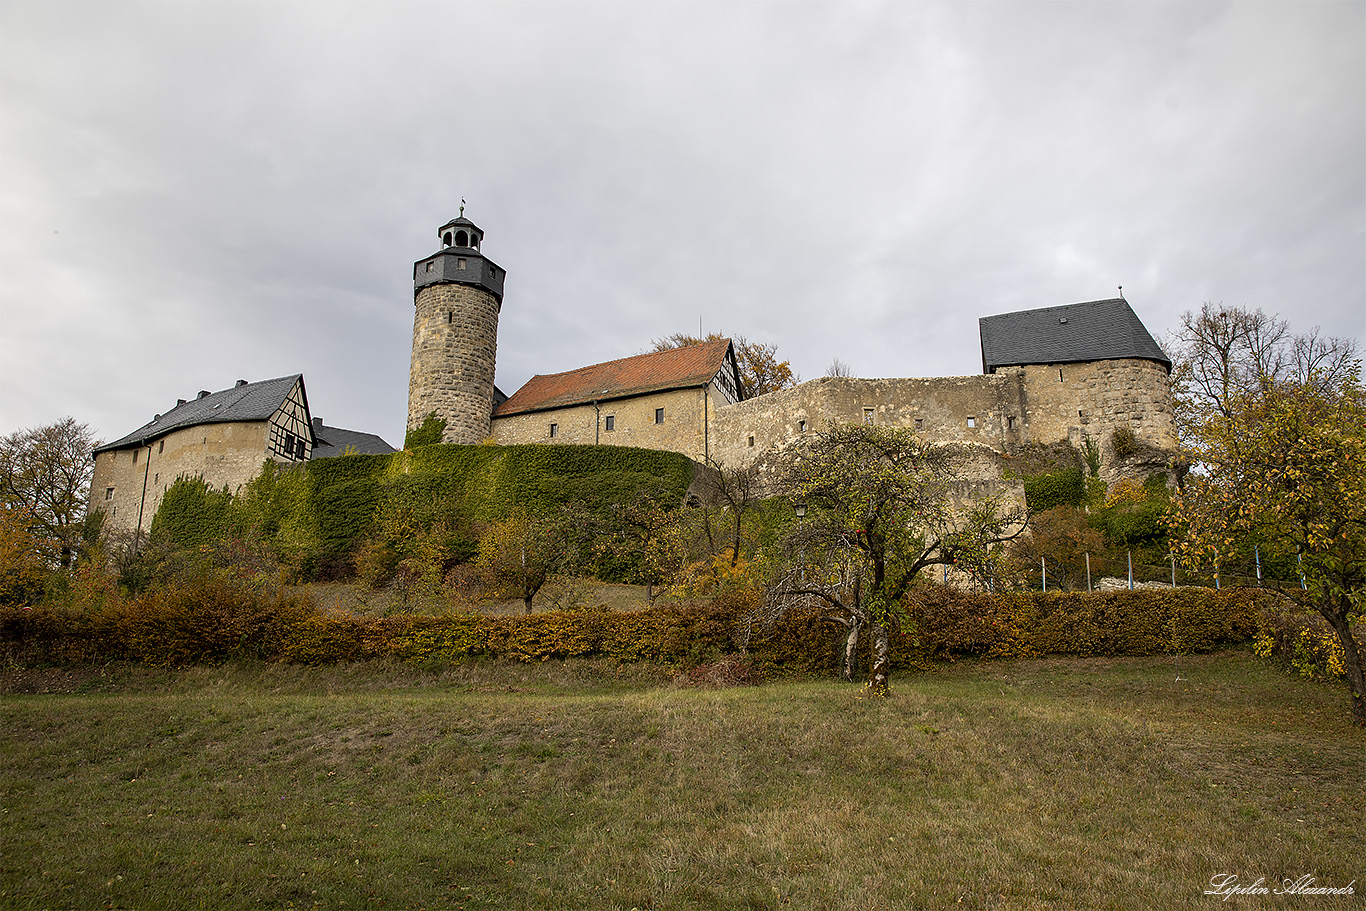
top-left (309, 420), bottom-right (396, 459)
top-left (93, 375), bottom-right (307, 454)
top-left (494, 338), bottom-right (737, 417)
top-left (979, 299), bottom-right (1170, 373)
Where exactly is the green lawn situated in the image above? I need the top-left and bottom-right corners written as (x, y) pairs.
top-left (3, 654), bottom-right (1362, 910)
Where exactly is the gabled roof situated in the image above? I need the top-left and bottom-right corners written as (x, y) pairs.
top-left (94, 375), bottom-right (307, 454)
top-left (310, 421), bottom-right (396, 459)
top-left (494, 338), bottom-right (737, 418)
top-left (979, 298), bottom-right (1170, 373)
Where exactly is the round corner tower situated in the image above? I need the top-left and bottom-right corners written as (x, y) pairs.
top-left (406, 215), bottom-right (506, 444)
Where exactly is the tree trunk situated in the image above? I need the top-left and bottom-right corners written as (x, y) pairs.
top-left (842, 617), bottom-right (861, 682)
top-left (868, 621), bottom-right (891, 696)
top-left (1322, 596), bottom-right (1366, 727)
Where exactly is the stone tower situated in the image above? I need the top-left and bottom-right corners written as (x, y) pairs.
top-left (407, 215), bottom-right (506, 443)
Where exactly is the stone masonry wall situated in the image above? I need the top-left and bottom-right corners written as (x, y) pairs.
top-left (708, 374), bottom-right (1027, 471)
top-left (88, 421), bottom-right (273, 536)
top-left (1017, 359), bottom-right (1176, 453)
top-left (407, 283), bottom-right (500, 444)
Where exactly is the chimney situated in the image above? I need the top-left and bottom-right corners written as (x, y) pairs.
top-left (312, 417), bottom-right (324, 434)
top-left (197, 390), bottom-right (211, 399)
top-left (177, 399), bottom-right (187, 407)
top-left (236, 379), bottom-right (248, 387)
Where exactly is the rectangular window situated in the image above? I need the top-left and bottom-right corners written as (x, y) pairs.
top-left (863, 408), bottom-right (874, 425)
top-left (284, 432), bottom-right (296, 456)
top-left (1008, 416), bottom-right (1016, 431)
top-left (914, 418), bottom-right (923, 430)
top-left (967, 417), bottom-right (976, 429)
top-left (154, 473), bottom-right (158, 485)
top-left (747, 435), bottom-right (755, 447)
top-left (799, 420), bottom-right (807, 432)
top-left (549, 423), bottom-right (558, 438)
top-left (655, 408), bottom-right (664, 425)
top-left (133, 449), bottom-right (138, 464)
top-left (296, 439), bottom-right (306, 460)
top-left (1059, 369), bottom-right (1064, 382)
top-left (604, 415), bottom-right (615, 432)
top-left (425, 261), bottom-right (434, 273)
top-left (457, 258), bottom-right (467, 269)
top-left (105, 487), bottom-right (114, 500)
top-left (158, 440), bottom-right (164, 454)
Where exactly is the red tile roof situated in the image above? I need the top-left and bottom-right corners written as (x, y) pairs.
top-left (494, 338), bottom-right (735, 417)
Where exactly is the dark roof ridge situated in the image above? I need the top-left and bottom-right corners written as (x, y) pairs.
top-left (94, 374), bottom-right (305, 454)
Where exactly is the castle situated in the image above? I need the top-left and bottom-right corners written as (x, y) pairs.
top-left (408, 216), bottom-right (1177, 494)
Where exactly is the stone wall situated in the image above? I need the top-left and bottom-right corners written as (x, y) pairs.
top-left (1016, 359), bottom-right (1176, 452)
top-left (407, 283), bottom-right (500, 444)
top-left (708, 374), bottom-right (1027, 470)
top-left (89, 421), bottom-right (276, 536)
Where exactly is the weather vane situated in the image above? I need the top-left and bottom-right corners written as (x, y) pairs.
top-left (460, 197), bottom-right (466, 217)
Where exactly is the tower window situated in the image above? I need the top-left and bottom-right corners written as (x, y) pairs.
top-left (426, 261), bottom-right (434, 273)
top-left (105, 487), bottom-right (114, 500)
top-left (456, 230), bottom-right (469, 247)
top-left (442, 232), bottom-right (453, 247)
top-left (549, 423), bottom-right (558, 438)
top-left (914, 418), bottom-right (923, 430)
top-left (748, 435), bottom-right (755, 447)
top-left (133, 450), bottom-right (138, 464)
top-left (863, 408), bottom-right (874, 425)
top-left (967, 417), bottom-right (976, 428)
top-left (1059, 369), bottom-right (1064, 382)
top-left (604, 415), bottom-right (615, 432)
top-left (1008, 416), bottom-right (1016, 430)
top-left (447, 311), bottom-right (453, 324)
top-left (655, 408), bottom-right (664, 424)
top-left (158, 440), bottom-right (164, 453)
top-left (457, 258), bottom-right (467, 269)
top-left (799, 420), bottom-right (807, 432)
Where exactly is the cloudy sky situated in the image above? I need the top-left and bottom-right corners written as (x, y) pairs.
top-left (2, 1), bottom-right (1362, 448)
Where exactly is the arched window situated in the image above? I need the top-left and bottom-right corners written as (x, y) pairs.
top-left (455, 230), bottom-right (469, 247)
top-left (442, 232), bottom-right (453, 247)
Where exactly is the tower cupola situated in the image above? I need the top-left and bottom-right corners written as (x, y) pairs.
top-left (438, 216), bottom-right (483, 251)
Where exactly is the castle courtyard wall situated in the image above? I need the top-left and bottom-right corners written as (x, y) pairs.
top-left (708, 374), bottom-right (1027, 470)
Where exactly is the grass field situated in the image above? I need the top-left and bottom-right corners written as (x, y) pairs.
top-left (2, 653), bottom-right (1362, 910)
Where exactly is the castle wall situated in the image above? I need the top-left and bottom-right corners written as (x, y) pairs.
top-left (89, 421), bottom-right (272, 536)
top-left (491, 381), bottom-right (734, 463)
top-left (1016, 359), bottom-right (1176, 452)
top-left (708, 374), bottom-right (1027, 470)
top-left (407, 282), bottom-right (500, 444)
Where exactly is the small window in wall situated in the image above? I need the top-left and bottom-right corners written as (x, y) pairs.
top-left (447, 311), bottom-right (453, 324)
top-left (1058, 369), bottom-right (1064, 382)
top-left (549, 423), bottom-right (558, 438)
top-left (133, 449), bottom-right (139, 464)
top-left (425, 261), bottom-right (434, 273)
top-left (967, 417), bottom-right (977, 429)
top-left (105, 487), bottom-right (115, 500)
top-left (457, 258), bottom-right (467, 269)
top-left (748, 435), bottom-right (755, 447)
top-left (154, 473), bottom-right (158, 485)
top-left (158, 440), bottom-right (164, 454)
top-left (1008, 416), bottom-right (1016, 431)
top-left (604, 415), bottom-right (615, 432)
top-left (914, 418), bottom-right (924, 430)
top-left (655, 408), bottom-right (664, 425)
top-left (296, 439), bottom-right (306, 460)
top-left (799, 420), bottom-right (807, 432)
top-left (863, 408), bottom-right (874, 425)
top-left (443, 232), bottom-right (453, 247)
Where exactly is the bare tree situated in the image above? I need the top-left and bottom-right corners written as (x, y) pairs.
top-left (825, 358), bottom-right (853, 377)
top-left (1169, 303), bottom-right (1359, 428)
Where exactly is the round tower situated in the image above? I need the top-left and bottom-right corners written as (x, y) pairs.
top-left (406, 214), bottom-right (506, 443)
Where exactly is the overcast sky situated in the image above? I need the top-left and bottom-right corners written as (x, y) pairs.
top-left (2, 1), bottom-right (1362, 448)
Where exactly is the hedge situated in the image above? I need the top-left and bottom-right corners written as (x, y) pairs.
top-left (2, 584), bottom-right (1266, 674)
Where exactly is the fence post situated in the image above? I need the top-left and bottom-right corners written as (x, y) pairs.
top-left (1299, 553), bottom-right (1306, 590)
top-left (1255, 545), bottom-right (1262, 585)
top-left (1086, 552), bottom-right (1091, 592)
top-left (1041, 557), bottom-right (1046, 593)
top-left (1170, 554), bottom-right (1176, 588)
top-left (1128, 551), bottom-right (1133, 590)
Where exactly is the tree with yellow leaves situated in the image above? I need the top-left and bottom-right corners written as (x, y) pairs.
top-left (1172, 369), bottom-right (1365, 726)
